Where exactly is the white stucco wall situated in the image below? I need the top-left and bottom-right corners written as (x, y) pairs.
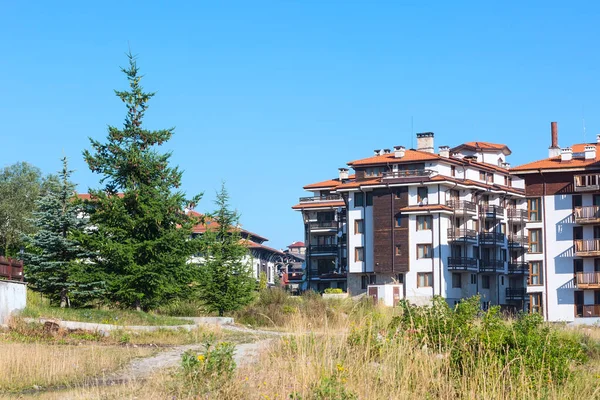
top-left (0, 281), bottom-right (26, 324)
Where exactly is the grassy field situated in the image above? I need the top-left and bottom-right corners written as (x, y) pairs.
top-left (21, 290), bottom-right (193, 326)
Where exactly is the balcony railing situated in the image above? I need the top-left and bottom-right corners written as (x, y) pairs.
top-left (479, 259), bottom-right (505, 272)
top-left (574, 240), bottom-right (600, 257)
top-left (446, 200), bottom-right (477, 213)
top-left (508, 234), bottom-right (527, 247)
top-left (508, 263), bottom-right (529, 274)
top-left (479, 232), bottom-right (506, 243)
top-left (299, 194), bottom-right (342, 203)
top-left (0, 257), bottom-right (24, 281)
top-left (507, 208), bottom-right (528, 221)
top-left (309, 245), bottom-right (338, 254)
top-left (309, 221), bottom-right (337, 229)
top-left (480, 204), bottom-right (505, 216)
top-left (447, 228), bottom-right (477, 240)
top-left (576, 304), bottom-right (600, 318)
top-left (506, 288), bottom-right (526, 299)
top-left (447, 257), bottom-right (478, 271)
top-left (287, 272), bottom-right (304, 281)
top-left (574, 206), bottom-right (600, 224)
top-left (382, 169), bottom-right (434, 179)
top-left (575, 272), bottom-right (600, 289)
top-left (574, 173), bottom-right (600, 192)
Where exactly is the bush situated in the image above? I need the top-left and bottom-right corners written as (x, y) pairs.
top-left (180, 334), bottom-right (236, 393)
top-left (324, 288), bottom-right (344, 294)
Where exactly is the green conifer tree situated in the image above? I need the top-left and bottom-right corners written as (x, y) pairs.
top-left (197, 184), bottom-right (255, 316)
top-left (24, 157), bottom-right (102, 307)
top-left (81, 52), bottom-right (201, 310)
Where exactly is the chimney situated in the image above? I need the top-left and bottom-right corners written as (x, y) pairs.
top-left (585, 145), bottom-right (596, 160)
top-left (338, 168), bottom-right (349, 181)
top-left (502, 162), bottom-right (511, 169)
top-left (438, 145), bottom-right (450, 158)
top-left (597, 134), bottom-right (600, 144)
top-left (394, 145), bottom-right (405, 158)
top-left (374, 149), bottom-right (381, 156)
top-left (383, 148), bottom-right (391, 154)
top-left (416, 132), bottom-right (434, 153)
top-left (561, 147), bottom-right (572, 162)
top-left (548, 121), bottom-right (560, 157)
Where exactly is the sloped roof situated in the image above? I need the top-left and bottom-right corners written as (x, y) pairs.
top-left (303, 174), bottom-right (356, 190)
top-left (291, 200), bottom-right (345, 210)
top-left (347, 149), bottom-right (440, 166)
top-left (288, 241), bottom-right (305, 248)
top-left (511, 143), bottom-right (600, 172)
top-left (450, 142), bottom-right (511, 155)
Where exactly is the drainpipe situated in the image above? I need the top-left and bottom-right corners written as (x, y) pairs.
top-left (438, 184), bottom-right (443, 296)
top-left (539, 169), bottom-right (550, 319)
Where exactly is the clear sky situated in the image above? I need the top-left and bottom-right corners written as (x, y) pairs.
top-left (1, 1), bottom-right (600, 249)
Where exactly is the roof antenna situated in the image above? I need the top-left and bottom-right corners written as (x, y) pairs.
top-left (583, 105), bottom-right (587, 142)
top-left (411, 116), bottom-right (414, 149)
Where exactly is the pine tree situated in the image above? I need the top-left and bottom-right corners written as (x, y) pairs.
top-left (24, 157), bottom-right (102, 307)
top-left (82, 52), bottom-right (201, 311)
top-left (197, 184), bottom-right (255, 316)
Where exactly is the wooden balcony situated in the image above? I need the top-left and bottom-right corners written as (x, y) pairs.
top-left (576, 304), bottom-right (600, 318)
top-left (299, 194), bottom-right (342, 203)
top-left (507, 208), bottom-right (528, 221)
top-left (574, 206), bottom-right (600, 224)
top-left (447, 257), bottom-right (478, 271)
top-left (508, 234), bottom-right (528, 248)
top-left (574, 173), bottom-right (600, 192)
top-left (575, 272), bottom-right (600, 289)
top-left (0, 257), bottom-right (24, 282)
top-left (382, 169), bottom-right (434, 179)
top-left (574, 240), bottom-right (600, 257)
top-left (446, 200), bottom-right (477, 213)
top-left (447, 228), bottom-right (477, 241)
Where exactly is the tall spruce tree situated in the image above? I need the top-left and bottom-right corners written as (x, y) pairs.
top-left (24, 157), bottom-right (102, 307)
top-left (197, 184), bottom-right (255, 316)
top-left (82, 52), bottom-right (201, 311)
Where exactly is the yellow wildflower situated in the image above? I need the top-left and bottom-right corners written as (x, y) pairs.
top-left (197, 354), bottom-right (205, 362)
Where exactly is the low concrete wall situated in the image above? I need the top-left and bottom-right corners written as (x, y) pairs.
top-left (322, 293), bottom-right (349, 300)
top-left (0, 280), bottom-right (27, 324)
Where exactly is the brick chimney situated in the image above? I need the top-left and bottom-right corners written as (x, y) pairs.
top-left (438, 145), bottom-right (450, 158)
top-left (585, 145), bottom-right (596, 160)
top-left (548, 121), bottom-right (560, 158)
top-left (338, 168), bottom-right (349, 181)
top-left (394, 145), bottom-right (405, 158)
top-left (416, 132), bottom-right (434, 153)
top-left (561, 147), bottom-right (572, 162)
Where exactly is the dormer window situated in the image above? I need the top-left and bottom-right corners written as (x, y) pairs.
top-left (365, 167), bottom-right (386, 177)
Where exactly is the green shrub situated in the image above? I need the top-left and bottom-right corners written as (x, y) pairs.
top-left (180, 334), bottom-right (236, 393)
top-left (290, 363), bottom-right (357, 400)
top-left (324, 288), bottom-right (344, 294)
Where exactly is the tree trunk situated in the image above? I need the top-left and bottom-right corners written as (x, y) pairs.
top-left (135, 299), bottom-right (141, 312)
top-left (219, 308), bottom-right (224, 317)
top-left (60, 289), bottom-right (67, 308)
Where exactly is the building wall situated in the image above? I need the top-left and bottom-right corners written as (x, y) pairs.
top-left (0, 281), bottom-right (26, 325)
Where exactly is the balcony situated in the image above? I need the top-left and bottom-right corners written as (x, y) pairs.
top-left (508, 234), bottom-right (528, 248)
top-left (299, 194), bottom-right (342, 203)
top-left (575, 272), bottom-right (600, 289)
top-left (447, 257), bottom-right (478, 271)
top-left (574, 240), bottom-right (600, 257)
top-left (0, 257), bottom-right (23, 281)
top-left (508, 263), bottom-right (529, 275)
top-left (479, 232), bottom-right (506, 244)
top-left (382, 169), bottom-right (434, 181)
top-left (574, 173), bottom-right (600, 192)
top-left (507, 208), bottom-right (528, 221)
top-left (574, 206), bottom-right (600, 224)
top-left (309, 245), bottom-right (338, 255)
top-left (480, 205), bottom-right (505, 218)
top-left (506, 288), bottom-right (526, 300)
top-left (287, 272), bottom-right (304, 282)
top-left (309, 221), bottom-right (338, 231)
top-left (446, 200), bottom-right (477, 213)
top-left (576, 304), bottom-right (600, 318)
top-left (447, 228), bottom-right (477, 241)
top-left (479, 259), bottom-right (505, 273)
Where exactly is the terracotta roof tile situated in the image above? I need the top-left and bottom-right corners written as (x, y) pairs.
top-left (511, 143), bottom-right (600, 172)
top-left (292, 200), bottom-right (345, 210)
top-left (347, 149), bottom-right (441, 166)
top-left (334, 178), bottom-right (382, 189)
top-left (450, 142), bottom-right (511, 155)
top-left (288, 241), bottom-right (305, 248)
top-left (400, 204), bottom-right (453, 212)
top-left (303, 174), bottom-right (356, 190)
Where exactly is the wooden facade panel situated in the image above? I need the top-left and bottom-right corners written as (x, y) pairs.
top-left (372, 187), bottom-right (409, 273)
top-left (523, 172), bottom-right (575, 196)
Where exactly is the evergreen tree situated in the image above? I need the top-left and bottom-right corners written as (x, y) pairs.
top-left (197, 184), bottom-right (255, 316)
top-left (82, 52), bottom-right (201, 311)
top-left (24, 157), bottom-right (102, 307)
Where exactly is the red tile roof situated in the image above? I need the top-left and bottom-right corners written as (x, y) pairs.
top-left (288, 241), bottom-right (305, 248)
top-left (77, 192), bottom-right (124, 200)
top-left (303, 175), bottom-right (355, 190)
top-left (186, 210), bottom-right (269, 242)
top-left (242, 239), bottom-right (284, 255)
top-left (450, 142), bottom-right (511, 155)
top-left (291, 200), bottom-right (345, 210)
top-left (334, 178), bottom-right (382, 190)
top-left (347, 149), bottom-right (440, 166)
top-left (511, 143), bottom-right (600, 172)
top-left (400, 204), bottom-right (453, 212)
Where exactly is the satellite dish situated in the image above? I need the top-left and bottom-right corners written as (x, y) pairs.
top-left (337, 231), bottom-right (343, 238)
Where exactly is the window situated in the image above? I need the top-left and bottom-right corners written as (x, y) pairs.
top-left (317, 212), bottom-right (335, 222)
top-left (417, 187), bottom-right (428, 203)
top-left (361, 275), bottom-right (368, 290)
top-left (529, 229), bottom-right (542, 253)
top-left (369, 274), bottom-right (376, 285)
top-left (479, 171), bottom-right (486, 181)
top-left (395, 190), bottom-right (402, 199)
top-left (452, 273), bottom-right (462, 288)
top-left (397, 273), bottom-right (404, 284)
top-left (481, 275), bottom-right (490, 289)
top-left (486, 173), bottom-right (494, 184)
top-left (417, 272), bottom-right (433, 287)
top-left (366, 192), bottom-right (373, 206)
top-left (417, 244), bottom-right (433, 259)
top-left (451, 166), bottom-right (456, 177)
top-left (529, 293), bottom-right (542, 314)
top-left (354, 193), bottom-right (364, 207)
top-left (354, 219), bottom-right (364, 234)
top-left (572, 195), bottom-right (582, 209)
top-left (504, 176), bottom-right (509, 186)
top-left (417, 215), bottom-right (432, 230)
top-left (395, 214), bottom-right (403, 227)
top-left (529, 261), bottom-right (543, 285)
top-left (527, 198), bottom-right (541, 221)
top-left (355, 247), bottom-right (364, 262)
top-left (501, 276), bottom-right (504, 285)
top-left (395, 245), bottom-right (401, 255)
top-left (473, 246), bottom-right (479, 259)
top-left (470, 274), bottom-right (477, 285)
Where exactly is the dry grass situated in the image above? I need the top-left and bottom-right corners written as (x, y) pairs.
top-left (0, 342), bottom-right (155, 393)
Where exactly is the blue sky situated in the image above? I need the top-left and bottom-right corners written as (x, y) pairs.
top-left (1, 1), bottom-right (600, 249)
